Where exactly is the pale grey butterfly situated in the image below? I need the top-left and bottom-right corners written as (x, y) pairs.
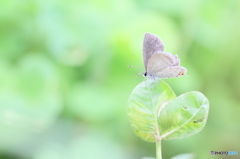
top-left (143, 33), bottom-right (187, 79)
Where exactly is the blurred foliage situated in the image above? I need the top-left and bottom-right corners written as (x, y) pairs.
top-left (0, 0), bottom-right (240, 159)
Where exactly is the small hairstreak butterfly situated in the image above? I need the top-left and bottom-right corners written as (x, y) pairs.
top-left (143, 33), bottom-right (187, 79)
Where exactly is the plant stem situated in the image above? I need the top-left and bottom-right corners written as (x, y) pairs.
top-left (156, 140), bottom-right (162, 159)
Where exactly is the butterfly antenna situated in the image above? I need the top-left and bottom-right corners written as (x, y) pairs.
top-left (128, 65), bottom-right (144, 77)
top-left (128, 65), bottom-right (141, 69)
top-left (136, 72), bottom-right (144, 77)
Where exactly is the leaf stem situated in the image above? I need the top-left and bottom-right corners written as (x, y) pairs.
top-left (156, 140), bottom-right (162, 159)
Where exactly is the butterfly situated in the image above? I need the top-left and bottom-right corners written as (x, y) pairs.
top-left (142, 33), bottom-right (187, 79)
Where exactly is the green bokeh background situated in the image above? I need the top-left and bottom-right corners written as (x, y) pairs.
top-left (0, 0), bottom-right (239, 159)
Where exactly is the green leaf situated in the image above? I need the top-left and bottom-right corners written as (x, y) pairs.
top-left (127, 79), bottom-right (209, 142)
top-left (127, 79), bottom-right (176, 142)
top-left (158, 91), bottom-right (209, 140)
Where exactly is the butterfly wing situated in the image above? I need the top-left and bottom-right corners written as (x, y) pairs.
top-left (153, 66), bottom-right (187, 79)
top-left (147, 52), bottom-right (176, 76)
top-left (172, 54), bottom-right (180, 66)
top-left (142, 33), bottom-right (164, 70)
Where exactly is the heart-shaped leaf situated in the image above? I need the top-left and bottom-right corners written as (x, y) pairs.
top-left (158, 91), bottom-right (209, 140)
top-left (127, 79), bottom-right (209, 142)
